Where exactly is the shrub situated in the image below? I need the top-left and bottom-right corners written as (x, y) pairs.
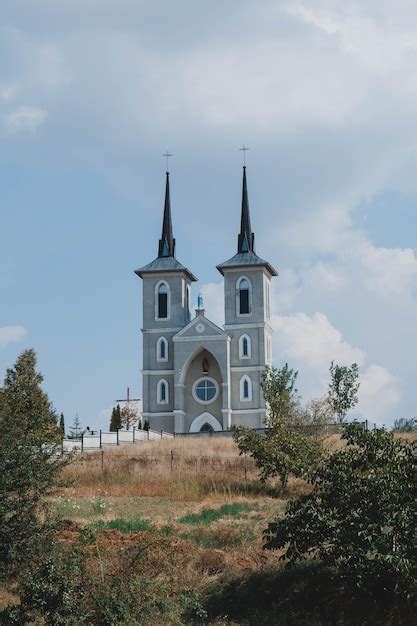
top-left (179, 502), bottom-right (256, 525)
top-left (265, 424), bottom-right (416, 601)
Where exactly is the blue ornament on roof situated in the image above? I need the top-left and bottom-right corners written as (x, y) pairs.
top-left (197, 293), bottom-right (204, 310)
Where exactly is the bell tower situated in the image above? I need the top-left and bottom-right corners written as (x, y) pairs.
top-left (217, 166), bottom-right (278, 427)
top-left (135, 170), bottom-right (197, 432)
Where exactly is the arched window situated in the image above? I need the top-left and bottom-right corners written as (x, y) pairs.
top-left (185, 285), bottom-right (190, 322)
top-left (156, 282), bottom-right (169, 319)
top-left (240, 375), bottom-right (252, 402)
top-left (237, 277), bottom-right (251, 315)
top-left (239, 334), bottom-right (251, 359)
top-left (157, 379), bottom-right (169, 404)
top-left (157, 337), bottom-right (168, 362)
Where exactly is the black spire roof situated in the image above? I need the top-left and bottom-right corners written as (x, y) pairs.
top-left (158, 172), bottom-right (175, 258)
top-left (217, 166), bottom-right (278, 277)
top-left (135, 171), bottom-right (197, 281)
top-left (238, 166), bottom-right (255, 253)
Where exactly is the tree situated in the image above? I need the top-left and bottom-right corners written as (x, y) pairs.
top-left (392, 417), bottom-right (417, 432)
top-left (261, 364), bottom-right (300, 426)
top-left (264, 424), bottom-right (416, 597)
top-left (59, 412), bottom-right (65, 436)
top-left (109, 405), bottom-right (122, 431)
top-left (143, 419), bottom-right (150, 432)
top-left (0, 349), bottom-right (69, 580)
top-left (234, 365), bottom-right (322, 493)
top-left (327, 361), bottom-right (360, 422)
top-left (120, 404), bottom-right (138, 430)
top-left (68, 413), bottom-right (82, 438)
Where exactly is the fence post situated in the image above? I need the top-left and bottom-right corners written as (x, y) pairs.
top-left (133, 427), bottom-right (135, 442)
top-left (101, 450), bottom-right (104, 472)
top-left (170, 450), bottom-right (174, 473)
top-left (161, 429), bottom-right (163, 440)
top-left (365, 419), bottom-right (368, 432)
top-left (99, 429), bottom-right (102, 449)
top-left (147, 429), bottom-right (149, 441)
top-left (117, 429), bottom-right (119, 445)
top-left (61, 438), bottom-right (64, 456)
top-left (81, 432), bottom-right (84, 453)
top-left (244, 455), bottom-right (247, 483)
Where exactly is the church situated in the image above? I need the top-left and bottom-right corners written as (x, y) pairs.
top-left (135, 166), bottom-right (277, 434)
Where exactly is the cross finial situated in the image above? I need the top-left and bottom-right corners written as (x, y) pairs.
top-left (239, 144), bottom-right (249, 166)
top-left (163, 151), bottom-right (173, 172)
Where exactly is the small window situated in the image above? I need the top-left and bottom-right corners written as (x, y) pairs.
top-left (157, 337), bottom-right (168, 362)
top-left (238, 278), bottom-right (250, 315)
top-left (200, 423), bottom-right (214, 433)
top-left (239, 334), bottom-right (251, 359)
top-left (157, 379), bottom-right (169, 404)
top-left (240, 375), bottom-right (252, 402)
top-left (193, 377), bottom-right (219, 404)
top-left (157, 283), bottom-right (168, 319)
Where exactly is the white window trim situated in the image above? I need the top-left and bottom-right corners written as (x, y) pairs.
top-left (189, 412), bottom-right (222, 433)
top-left (239, 334), bottom-right (251, 360)
top-left (192, 376), bottom-right (219, 405)
top-left (155, 280), bottom-right (171, 321)
top-left (157, 379), bottom-right (169, 405)
top-left (156, 336), bottom-right (169, 362)
top-left (236, 275), bottom-right (252, 317)
top-left (240, 375), bottom-right (252, 402)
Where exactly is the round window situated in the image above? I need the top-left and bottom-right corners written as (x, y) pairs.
top-left (193, 378), bottom-right (218, 404)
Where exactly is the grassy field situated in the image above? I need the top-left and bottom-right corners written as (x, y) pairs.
top-left (4, 432), bottom-right (414, 624)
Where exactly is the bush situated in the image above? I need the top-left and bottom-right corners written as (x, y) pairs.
top-left (265, 424), bottom-right (416, 601)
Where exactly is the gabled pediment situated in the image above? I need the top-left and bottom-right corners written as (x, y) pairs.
top-left (173, 315), bottom-right (227, 341)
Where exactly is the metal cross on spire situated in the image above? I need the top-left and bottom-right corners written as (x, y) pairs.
top-left (163, 151), bottom-right (173, 172)
top-left (239, 144), bottom-right (249, 166)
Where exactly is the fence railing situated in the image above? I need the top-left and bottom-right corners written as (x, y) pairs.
top-left (174, 420), bottom-right (375, 438)
top-left (62, 427), bottom-right (173, 453)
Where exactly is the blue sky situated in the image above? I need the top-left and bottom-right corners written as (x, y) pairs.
top-left (1, 0), bottom-right (416, 430)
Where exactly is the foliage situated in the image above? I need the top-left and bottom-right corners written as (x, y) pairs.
top-left (234, 364), bottom-right (322, 493)
top-left (328, 361), bottom-right (360, 422)
top-left (120, 403), bottom-right (139, 430)
top-left (59, 412), bottom-right (65, 436)
top-left (392, 416), bottom-right (417, 432)
top-left (0, 349), bottom-right (69, 580)
top-left (264, 424), bottom-right (416, 600)
top-left (109, 404), bottom-right (122, 431)
top-left (68, 412), bottom-right (83, 438)
top-left (143, 418), bottom-right (150, 431)
top-left (179, 502), bottom-right (257, 525)
top-left (261, 364), bottom-right (300, 425)
top-left (305, 395), bottom-right (336, 428)
top-left (91, 517), bottom-right (151, 532)
top-left (234, 424), bottom-right (321, 493)
top-left (2, 530), bottom-right (203, 625)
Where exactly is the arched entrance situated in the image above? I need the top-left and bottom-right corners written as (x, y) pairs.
top-left (189, 412), bottom-right (223, 433)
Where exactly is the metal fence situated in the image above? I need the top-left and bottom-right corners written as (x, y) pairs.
top-left (62, 427), bottom-right (174, 453)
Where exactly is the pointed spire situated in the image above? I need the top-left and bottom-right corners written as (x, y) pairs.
top-left (158, 172), bottom-right (176, 258)
top-left (237, 166), bottom-right (255, 253)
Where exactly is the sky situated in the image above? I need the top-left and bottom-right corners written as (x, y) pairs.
top-left (1, 0), bottom-right (417, 430)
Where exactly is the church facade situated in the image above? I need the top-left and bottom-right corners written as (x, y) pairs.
top-left (135, 167), bottom-right (277, 434)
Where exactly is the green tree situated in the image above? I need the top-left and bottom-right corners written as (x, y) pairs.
top-left (392, 417), bottom-right (417, 432)
top-left (143, 419), bottom-right (150, 432)
top-left (328, 361), bottom-right (360, 422)
top-left (261, 364), bottom-right (299, 425)
top-left (69, 413), bottom-right (82, 438)
top-left (0, 349), bottom-right (69, 580)
top-left (265, 424), bottom-right (416, 597)
top-left (109, 405), bottom-right (122, 431)
top-left (234, 365), bottom-right (322, 493)
top-left (59, 412), bottom-right (65, 436)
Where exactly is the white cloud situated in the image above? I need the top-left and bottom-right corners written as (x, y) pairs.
top-left (359, 364), bottom-right (401, 423)
top-left (271, 311), bottom-right (365, 371)
top-left (0, 325), bottom-right (27, 348)
top-left (5, 105), bottom-right (47, 133)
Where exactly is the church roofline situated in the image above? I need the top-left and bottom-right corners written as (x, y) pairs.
top-left (134, 256), bottom-right (197, 281)
top-left (216, 250), bottom-right (278, 277)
